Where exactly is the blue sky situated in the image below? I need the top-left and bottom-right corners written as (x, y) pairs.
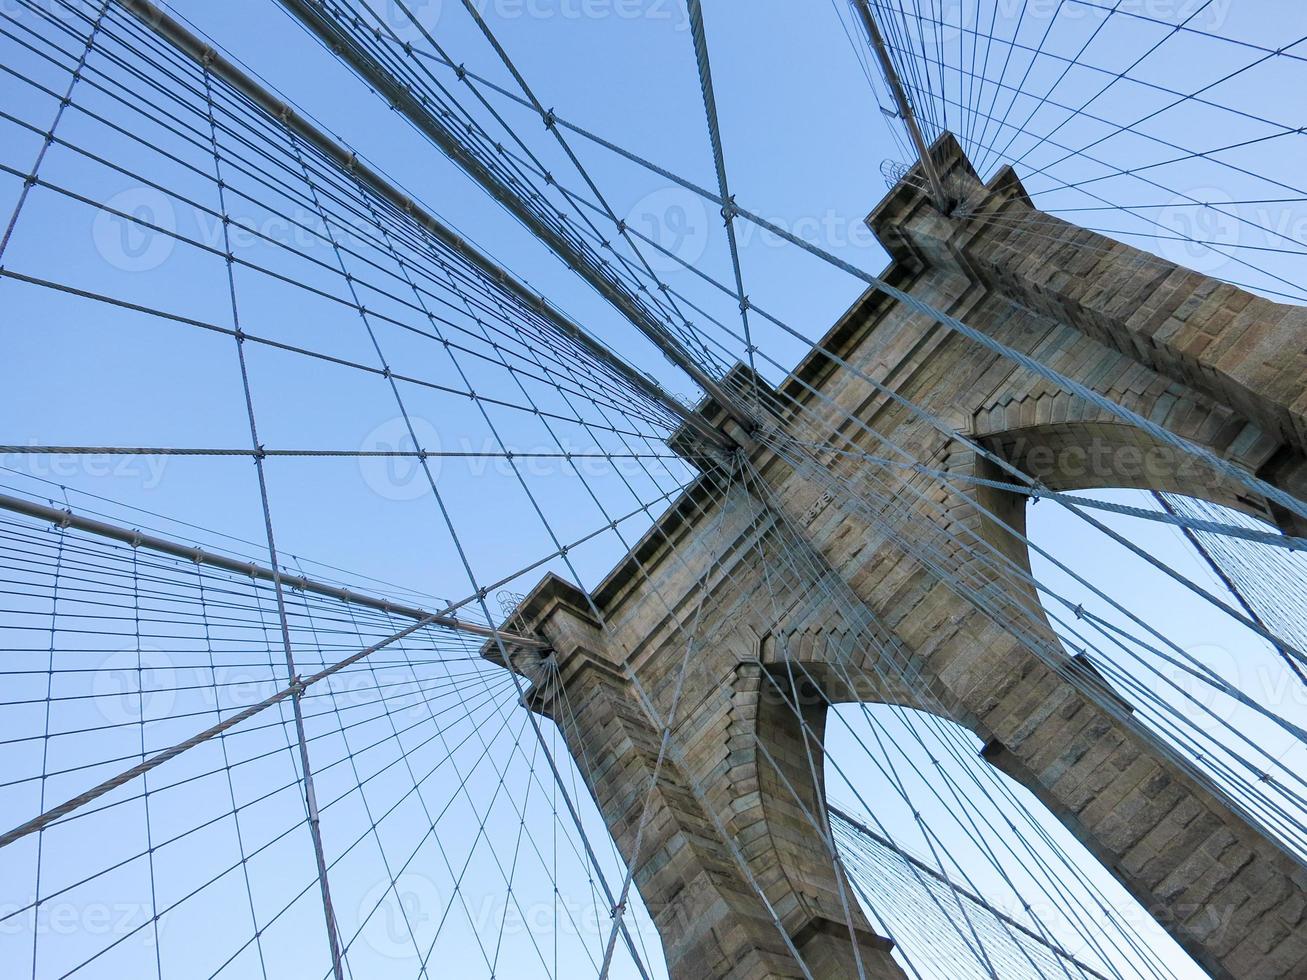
top-left (1, 0), bottom-right (1305, 977)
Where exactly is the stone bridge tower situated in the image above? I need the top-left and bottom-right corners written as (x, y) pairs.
top-left (483, 136), bottom-right (1307, 980)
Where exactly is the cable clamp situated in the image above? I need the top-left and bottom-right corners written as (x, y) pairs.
top-left (720, 196), bottom-right (738, 223)
top-left (455, 64), bottom-right (467, 81)
top-left (288, 675), bottom-right (306, 697)
top-left (542, 108), bottom-right (557, 130)
top-left (1073, 603), bottom-right (1084, 620)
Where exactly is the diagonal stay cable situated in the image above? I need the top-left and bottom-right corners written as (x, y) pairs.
top-left (198, 59), bottom-right (345, 980)
top-left (0, 0), bottom-right (109, 259)
top-left (0, 465), bottom-right (699, 852)
top-left (378, 52), bottom-right (1307, 521)
top-left (685, 0), bottom-right (760, 398)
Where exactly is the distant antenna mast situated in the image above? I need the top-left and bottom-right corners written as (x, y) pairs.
top-left (852, 0), bottom-right (951, 212)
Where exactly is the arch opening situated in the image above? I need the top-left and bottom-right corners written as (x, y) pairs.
top-left (822, 700), bottom-right (1205, 980)
top-left (1025, 487), bottom-right (1307, 863)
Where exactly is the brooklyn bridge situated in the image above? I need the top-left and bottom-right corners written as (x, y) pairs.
top-left (0, 1), bottom-right (1304, 978)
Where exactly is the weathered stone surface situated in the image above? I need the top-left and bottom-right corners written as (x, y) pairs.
top-left (484, 136), bottom-right (1307, 979)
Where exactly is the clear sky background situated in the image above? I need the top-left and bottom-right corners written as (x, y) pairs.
top-left (1, 0), bottom-right (1305, 977)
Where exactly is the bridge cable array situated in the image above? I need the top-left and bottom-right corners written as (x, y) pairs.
top-left (0, 1), bottom-right (1304, 978)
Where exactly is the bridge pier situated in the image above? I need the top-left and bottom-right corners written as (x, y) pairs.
top-left (494, 575), bottom-right (906, 979)
top-left (485, 136), bottom-right (1307, 978)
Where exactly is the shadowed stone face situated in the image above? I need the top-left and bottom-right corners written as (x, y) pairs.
top-left (486, 137), bottom-right (1307, 980)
